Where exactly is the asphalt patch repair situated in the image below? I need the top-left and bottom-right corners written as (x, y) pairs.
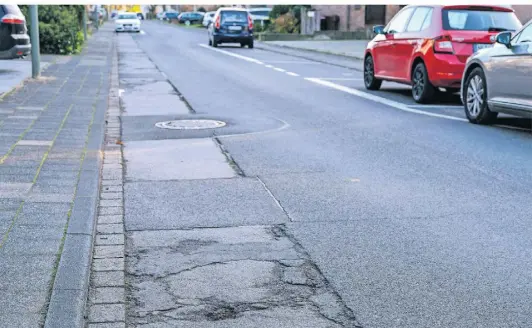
top-left (126, 225), bottom-right (362, 328)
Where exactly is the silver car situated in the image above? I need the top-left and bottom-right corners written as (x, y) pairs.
top-left (461, 19), bottom-right (532, 124)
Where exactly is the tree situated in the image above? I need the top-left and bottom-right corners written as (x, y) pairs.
top-left (197, 7), bottom-right (206, 13)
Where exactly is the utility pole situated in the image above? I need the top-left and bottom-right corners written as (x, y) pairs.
top-left (29, 5), bottom-right (40, 79)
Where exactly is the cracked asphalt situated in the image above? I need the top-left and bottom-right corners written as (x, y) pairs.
top-left (118, 21), bottom-right (532, 328)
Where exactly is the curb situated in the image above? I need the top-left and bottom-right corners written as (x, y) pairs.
top-left (42, 35), bottom-right (112, 328)
top-left (259, 42), bottom-right (365, 60)
top-left (255, 42), bottom-right (364, 72)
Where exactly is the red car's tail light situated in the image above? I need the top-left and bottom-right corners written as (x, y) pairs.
top-left (433, 35), bottom-right (454, 54)
top-left (214, 15), bottom-right (220, 29)
top-left (2, 14), bottom-right (25, 24)
top-left (248, 15), bottom-right (253, 30)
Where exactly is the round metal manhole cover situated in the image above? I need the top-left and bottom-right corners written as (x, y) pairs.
top-left (155, 119), bottom-right (226, 130)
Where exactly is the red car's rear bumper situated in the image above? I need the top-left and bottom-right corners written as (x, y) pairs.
top-left (426, 54), bottom-right (466, 89)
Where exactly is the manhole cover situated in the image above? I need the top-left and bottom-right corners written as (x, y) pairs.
top-left (155, 119), bottom-right (226, 130)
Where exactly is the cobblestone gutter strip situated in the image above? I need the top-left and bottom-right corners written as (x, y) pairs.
top-left (42, 42), bottom-right (113, 327)
top-left (86, 34), bottom-right (127, 328)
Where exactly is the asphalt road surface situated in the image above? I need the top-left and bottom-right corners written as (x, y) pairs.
top-left (128, 21), bottom-right (532, 328)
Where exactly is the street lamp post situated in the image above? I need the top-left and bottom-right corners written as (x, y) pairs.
top-left (29, 5), bottom-right (40, 78)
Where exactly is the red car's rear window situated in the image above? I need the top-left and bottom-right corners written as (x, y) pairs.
top-left (442, 8), bottom-right (522, 32)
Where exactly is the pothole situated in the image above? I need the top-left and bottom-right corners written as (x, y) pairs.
top-left (155, 119), bottom-right (226, 130)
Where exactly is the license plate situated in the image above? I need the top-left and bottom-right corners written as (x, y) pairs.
top-left (228, 26), bottom-right (242, 31)
top-left (474, 43), bottom-right (493, 52)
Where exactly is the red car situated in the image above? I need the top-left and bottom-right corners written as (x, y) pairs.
top-left (363, 5), bottom-right (522, 103)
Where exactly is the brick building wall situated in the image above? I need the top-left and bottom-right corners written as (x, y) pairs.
top-left (312, 5), bottom-right (403, 31)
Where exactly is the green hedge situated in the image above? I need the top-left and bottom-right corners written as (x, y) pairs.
top-left (19, 5), bottom-right (86, 55)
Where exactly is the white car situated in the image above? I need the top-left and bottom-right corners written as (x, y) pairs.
top-left (248, 7), bottom-right (271, 23)
top-left (115, 12), bottom-right (141, 33)
top-left (202, 11), bottom-right (216, 27)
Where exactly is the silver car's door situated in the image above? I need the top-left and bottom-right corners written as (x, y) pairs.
top-left (511, 23), bottom-right (532, 110)
top-left (488, 22), bottom-right (532, 113)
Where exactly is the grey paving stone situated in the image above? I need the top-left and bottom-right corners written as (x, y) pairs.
top-left (17, 140), bottom-right (53, 146)
top-left (97, 224), bottom-right (123, 234)
top-left (100, 192), bottom-right (122, 200)
top-left (91, 271), bottom-right (125, 287)
top-left (67, 195), bottom-right (98, 235)
top-left (98, 215), bottom-right (123, 225)
top-left (89, 303), bottom-right (125, 323)
top-left (99, 199), bottom-right (122, 207)
top-left (76, 169), bottom-right (100, 197)
top-left (44, 289), bottom-right (85, 328)
top-left (93, 258), bottom-right (124, 271)
top-left (99, 206), bottom-right (123, 216)
top-left (0, 287), bottom-right (48, 314)
top-left (90, 287), bottom-right (125, 304)
top-left (101, 185), bottom-right (122, 193)
top-left (94, 245), bottom-right (124, 259)
top-left (53, 234), bottom-right (92, 290)
top-left (0, 254), bottom-right (57, 289)
top-left (95, 234), bottom-right (124, 246)
top-left (26, 193), bottom-right (74, 203)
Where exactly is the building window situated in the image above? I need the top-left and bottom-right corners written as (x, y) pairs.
top-left (365, 5), bottom-right (386, 25)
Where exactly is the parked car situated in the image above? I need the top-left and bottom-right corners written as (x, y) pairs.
top-left (460, 19), bottom-right (532, 124)
top-left (157, 11), bottom-right (167, 20)
top-left (0, 5), bottom-right (30, 59)
top-left (208, 7), bottom-right (254, 48)
top-left (363, 5), bottom-right (523, 103)
top-left (165, 11), bottom-right (179, 20)
top-left (202, 11), bottom-right (215, 27)
top-left (177, 12), bottom-right (204, 25)
top-left (248, 7), bottom-right (271, 26)
top-left (115, 12), bottom-right (141, 33)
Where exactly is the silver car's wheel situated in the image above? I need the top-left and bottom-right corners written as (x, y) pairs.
top-left (463, 67), bottom-right (497, 124)
top-left (466, 75), bottom-right (484, 118)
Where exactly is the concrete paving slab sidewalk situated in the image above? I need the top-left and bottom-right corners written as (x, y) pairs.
top-left (263, 40), bottom-right (369, 59)
top-left (0, 26), bottom-right (113, 327)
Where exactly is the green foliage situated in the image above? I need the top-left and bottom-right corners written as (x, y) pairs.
top-left (269, 5), bottom-right (311, 34)
top-left (19, 5), bottom-right (86, 55)
top-left (197, 7), bottom-right (206, 13)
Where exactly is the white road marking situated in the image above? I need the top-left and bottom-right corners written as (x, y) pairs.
top-left (305, 78), bottom-right (468, 122)
top-left (196, 44), bottom-right (531, 132)
top-left (308, 77), bottom-right (363, 81)
top-left (263, 60), bottom-right (320, 64)
top-left (409, 105), bottom-right (462, 109)
top-left (161, 72), bottom-right (167, 79)
top-left (140, 30), bottom-right (146, 35)
top-left (198, 43), bottom-right (264, 65)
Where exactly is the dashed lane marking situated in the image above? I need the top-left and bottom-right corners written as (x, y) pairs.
top-left (308, 77), bottom-right (363, 81)
top-left (197, 43), bottom-right (529, 131)
top-left (199, 43), bottom-right (264, 64)
top-left (305, 78), bottom-right (468, 122)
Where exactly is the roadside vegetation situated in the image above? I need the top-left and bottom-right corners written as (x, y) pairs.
top-left (19, 5), bottom-right (86, 55)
